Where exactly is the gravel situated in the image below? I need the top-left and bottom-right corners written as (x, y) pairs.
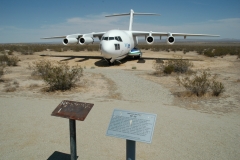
top-left (87, 69), bottom-right (173, 104)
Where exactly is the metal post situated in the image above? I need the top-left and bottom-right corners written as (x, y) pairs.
top-left (126, 139), bottom-right (136, 160)
top-left (69, 119), bottom-right (77, 160)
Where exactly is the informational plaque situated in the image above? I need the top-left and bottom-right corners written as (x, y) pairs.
top-left (51, 100), bottom-right (94, 121)
top-left (106, 109), bottom-right (157, 143)
top-left (51, 100), bottom-right (94, 160)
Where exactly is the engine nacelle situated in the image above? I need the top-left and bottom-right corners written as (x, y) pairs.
top-left (146, 36), bottom-right (154, 45)
top-left (79, 37), bottom-right (94, 45)
top-left (167, 36), bottom-right (175, 45)
top-left (62, 38), bottom-right (78, 45)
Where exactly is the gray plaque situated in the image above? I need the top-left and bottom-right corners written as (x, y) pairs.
top-left (106, 109), bottom-right (157, 143)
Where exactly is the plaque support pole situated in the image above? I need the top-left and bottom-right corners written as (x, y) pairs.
top-left (69, 119), bottom-right (77, 160)
top-left (126, 139), bottom-right (136, 160)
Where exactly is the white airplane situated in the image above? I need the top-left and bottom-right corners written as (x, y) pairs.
top-left (42, 9), bottom-right (219, 65)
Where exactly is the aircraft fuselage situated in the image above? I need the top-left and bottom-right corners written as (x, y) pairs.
top-left (100, 30), bottom-right (137, 63)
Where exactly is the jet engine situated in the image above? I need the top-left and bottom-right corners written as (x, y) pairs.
top-left (146, 36), bottom-right (154, 44)
top-left (79, 37), bottom-right (94, 45)
top-left (167, 36), bottom-right (175, 45)
top-left (62, 38), bottom-right (78, 45)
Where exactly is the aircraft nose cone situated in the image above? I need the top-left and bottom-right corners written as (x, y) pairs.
top-left (101, 41), bottom-right (114, 59)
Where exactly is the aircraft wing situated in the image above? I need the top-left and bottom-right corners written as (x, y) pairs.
top-left (41, 32), bottom-right (106, 39)
top-left (131, 31), bottom-right (220, 38)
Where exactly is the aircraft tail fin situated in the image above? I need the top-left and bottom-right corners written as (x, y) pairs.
top-left (105, 9), bottom-right (160, 31)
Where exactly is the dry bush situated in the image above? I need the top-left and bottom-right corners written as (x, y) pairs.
top-left (177, 70), bottom-right (225, 97)
top-left (210, 80), bottom-right (225, 96)
top-left (5, 86), bottom-right (17, 92)
top-left (0, 54), bottom-right (19, 66)
top-left (29, 83), bottom-right (40, 88)
top-left (154, 56), bottom-right (193, 75)
top-left (31, 60), bottom-right (83, 91)
top-left (4, 80), bottom-right (19, 92)
top-left (166, 56), bottom-right (193, 73)
top-left (0, 66), bottom-right (5, 79)
top-left (163, 65), bottom-right (174, 74)
top-left (13, 80), bottom-right (19, 88)
top-left (132, 66), bottom-right (137, 69)
top-left (153, 59), bottom-right (164, 75)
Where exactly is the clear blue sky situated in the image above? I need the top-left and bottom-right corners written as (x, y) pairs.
top-left (0, 0), bottom-right (239, 43)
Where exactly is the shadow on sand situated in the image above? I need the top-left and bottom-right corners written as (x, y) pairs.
top-left (40, 54), bottom-right (202, 67)
top-left (47, 151), bottom-right (78, 160)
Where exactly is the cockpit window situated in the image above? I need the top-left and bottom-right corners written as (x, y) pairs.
top-left (118, 36), bottom-right (122, 42)
top-left (102, 36), bottom-right (122, 41)
top-left (115, 36), bottom-right (122, 42)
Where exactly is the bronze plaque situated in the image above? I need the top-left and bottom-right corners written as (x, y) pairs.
top-left (51, 100), bottom-right (94, 121)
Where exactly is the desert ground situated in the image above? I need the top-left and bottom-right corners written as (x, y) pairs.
top-left (0, 48), bottom-right (240, 159)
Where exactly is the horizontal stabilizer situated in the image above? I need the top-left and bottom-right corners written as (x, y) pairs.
top-left (105, 13), bottom-right (130, 17)
top-left (106, 9), bottom-right (160, 31)
top-left (105, 13), bottom-right (160, 17)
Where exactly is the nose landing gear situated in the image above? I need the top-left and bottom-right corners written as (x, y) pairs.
top-left (104, 58), bottom-right (114, 65)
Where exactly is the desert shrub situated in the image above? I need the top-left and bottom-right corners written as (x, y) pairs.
top-left (166, 56), bottom-right (193, 73)
top-left (163, 65), bottom-right (174, 74)
top-left (210, 80), bottom-right (225, 96)
top-left (0, 54), bottom-right (19, 66)
top-left (20, 49), bottom-right (34, 55)
top-left (203, 49), bottom-right (215, 57)
top-left (31, 60), bottom-right (83, 91)
top-left (7, 56), bottom-right (19, 66)
top-left (0, 66), bottom-right (5, 79)
top-left (177, 70), bottom-right (225, 96)
top-left (0, 54), bottom-right (8, 65)
top-left (132, 66), bottom-right (136, 69)
top-left (71, 46), bottom-right (84, 52)
top-left (5, 86), bottom-right (17, 92)
top-left (87, 47), bottom-right (93, 52)
top-left (13, 80), bottom-right (19, 88)
top-left (153, 59), bottom-right (164, 74)
top-left (177, 71), bottom-right (211, 96)
top-left (154, 57), bottom-right (192, 75)
top-left (4, 80), bottom-right (19, 92)
top-left (51, 47), bottom-right (62, 52)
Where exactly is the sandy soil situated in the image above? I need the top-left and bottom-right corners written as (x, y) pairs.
top-left (0, 49), bottom-right (240, 160)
